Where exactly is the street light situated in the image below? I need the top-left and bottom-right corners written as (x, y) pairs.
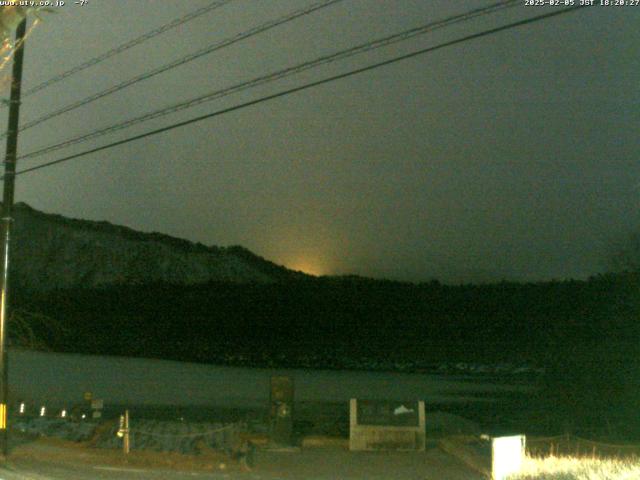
top-left (0, 7), bottom-right (28, 42)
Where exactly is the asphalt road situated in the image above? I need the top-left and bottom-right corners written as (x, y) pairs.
top-left (0, 447), bottom-right (483, 480)
top-left (1, 460), bottom-right (256, 480)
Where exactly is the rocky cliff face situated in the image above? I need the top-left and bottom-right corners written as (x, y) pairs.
top-left (7, 203), bottom-right (301, 290)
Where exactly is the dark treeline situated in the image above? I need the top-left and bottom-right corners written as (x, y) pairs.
top-left (12, 272), bottom-right (639, 365)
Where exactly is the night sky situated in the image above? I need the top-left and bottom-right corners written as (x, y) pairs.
top-left (1, 1), bottom-right (638, 283)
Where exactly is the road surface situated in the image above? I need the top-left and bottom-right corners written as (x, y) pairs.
top-left (0, 439), bottom-right (483, 480)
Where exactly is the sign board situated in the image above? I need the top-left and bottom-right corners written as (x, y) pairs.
top-left (492, 435), bottom-right (526, 480)
top-left (270, 376), bottom-right (294, 446)
top-left (350, 399), bottom-right (425, 451)
top-left (357, 400), bottom-right (420, 427)
top-left (91, 399), bottom-right (104, 410)
top-left (270, 376), bottom-right (294, 404)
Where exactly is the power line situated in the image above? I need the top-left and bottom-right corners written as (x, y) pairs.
top-left (18, 0), bottom-right (520, 162)
top-left (13, 0), bottom-right (234, 101)
top-left (10, 5), bottom-right (586, 179)
top-left (7, 0), bottom-right (345, 137)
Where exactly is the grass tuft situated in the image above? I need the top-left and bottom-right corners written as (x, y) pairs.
top-left (509, 455), bottom-right (640, 480)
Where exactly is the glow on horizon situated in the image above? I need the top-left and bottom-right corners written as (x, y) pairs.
top-left (286, 258), bottom-right (328, 277)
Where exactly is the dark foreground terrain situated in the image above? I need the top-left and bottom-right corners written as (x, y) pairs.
top-left (3, 437), bottom-right (483, 480)
top-left (12, 272), bottom-right (640, 441)
top-left (3, 413), bottom-right (484, 480)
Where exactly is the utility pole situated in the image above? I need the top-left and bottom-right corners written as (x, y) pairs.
top-left (0, 17), bottom-right (27, 458)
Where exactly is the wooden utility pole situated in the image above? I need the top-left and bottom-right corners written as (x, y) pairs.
top-left (0, 17), bottom-right (27, 458)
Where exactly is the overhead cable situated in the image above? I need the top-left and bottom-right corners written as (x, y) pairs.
top-left (19, 0), bottom-right (520, 161)
top-left (15, 0), bottom-right (234, 100)
top-left (10, 5), bottom-right (586, 178)
top-left (8, 0), bottom-right (345, 136)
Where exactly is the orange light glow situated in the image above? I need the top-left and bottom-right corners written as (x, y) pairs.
top-left (287, 258), bottom-right (325, 277)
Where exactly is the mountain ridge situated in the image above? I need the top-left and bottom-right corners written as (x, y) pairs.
top-left (7, 202), bottom-right (307, 290)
